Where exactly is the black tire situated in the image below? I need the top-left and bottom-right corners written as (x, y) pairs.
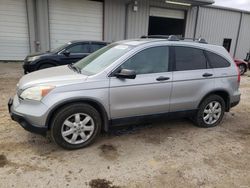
top-left (38, 63), bottom-right (55, 70)
top-left (50, 103), bottom-right (102, 150)
top-left (238, 64), bottom-right (246, 75)
top-left (193, 95), bottom-right (225, 128)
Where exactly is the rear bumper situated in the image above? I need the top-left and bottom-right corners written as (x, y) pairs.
top-left (230, 91), bottom-right (241, 109)
top-left (230, 100), bottom-right (240, 108)
top-left (8, 98), bottom-right (47, 136)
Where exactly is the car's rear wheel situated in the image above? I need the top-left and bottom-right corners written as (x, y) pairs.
top-left (238, 64), bottom-right (246, 75)
top-left (38, 63), bottom-right (55, 70)
top-left (50, 103), bottom-right (102, 150)
top-left (194, 95), bottom-right (225, 128)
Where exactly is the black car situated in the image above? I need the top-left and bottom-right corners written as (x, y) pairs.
top-left (23, 40), bottom-right (109, 73)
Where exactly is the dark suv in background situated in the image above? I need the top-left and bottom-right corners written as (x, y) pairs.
top-left (23, 41), bottom-right (109, 73)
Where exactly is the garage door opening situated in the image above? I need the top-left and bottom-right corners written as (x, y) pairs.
top-left (148, 7), bottom-right (186, 38)
top-left (148, 16), bottom-right (185, 37)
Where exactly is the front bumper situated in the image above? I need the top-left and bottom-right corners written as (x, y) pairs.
top-left (23, 61), bottom-right (37, 74)
top-left (8, 97), bottom-right (47, 136)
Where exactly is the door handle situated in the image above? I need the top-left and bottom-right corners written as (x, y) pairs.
top-left (156, 76), bottom-right (170, 81)
top-left (202, 73), bottom-right (213, 77)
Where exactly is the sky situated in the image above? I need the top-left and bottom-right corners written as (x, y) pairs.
top-left (214, 0), bottom-right (250, 11)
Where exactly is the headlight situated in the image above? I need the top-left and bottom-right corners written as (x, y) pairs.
top-left (27, 56), bottom-right (40, 62)
top-left (20, 86), bottom-right (55, 101)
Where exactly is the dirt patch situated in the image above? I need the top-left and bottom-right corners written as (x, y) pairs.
top-left (99, 144), bottom-right (119, 160)
top-left (0, 153), bottom-right (49, 173)
top-left (203, 158), bottom-right (216, 168)
top-left (236, 130), bottom-right (250, 136)
top-left (0, 154), bottom-right (8, 167)
top-left (89, 179), bottom-right (120, 188)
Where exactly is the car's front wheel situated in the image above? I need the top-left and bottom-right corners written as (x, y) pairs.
top-left (194, 95), bottom-right (225, 128)
top-left (50, 103), bottom-right (102, 150)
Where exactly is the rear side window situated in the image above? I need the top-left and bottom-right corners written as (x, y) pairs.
top-left (90, 43), bottom-right (106, 52)
top-left (205, 51), bottom-right (230, 68)
top-left (174, 46), bottom-right (207, 71)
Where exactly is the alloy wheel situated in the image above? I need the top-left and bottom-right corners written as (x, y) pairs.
top-left (61, 113), bottom-right (95, 144)
top-left (203, 101), bottom-right (222, 125)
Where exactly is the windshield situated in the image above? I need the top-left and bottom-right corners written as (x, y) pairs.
top-left (73, 43), bottom-right (133, 75)
top-left (51, 42), bottom-right (71, 53)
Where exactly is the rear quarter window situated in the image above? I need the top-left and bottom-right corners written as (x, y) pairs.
top-left (205, 51), bottom-right (230, 68)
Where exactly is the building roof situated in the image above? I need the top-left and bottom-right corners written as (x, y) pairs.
top-left (167, 0), bottom-right (214, 6)
top-left (204, 5), bottom-right (250, 14)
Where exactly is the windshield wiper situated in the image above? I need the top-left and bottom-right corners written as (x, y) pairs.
top-left (68, 63), bottom-right (81, 74)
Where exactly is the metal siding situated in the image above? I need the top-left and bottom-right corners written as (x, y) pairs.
top-left (235, 13), bottom-right (250, 59)
top-left (49, 0), bottom-right (103, 49)
top-left (149, 0), bottom-right (189, 10)
top-left (195, 7), bottom-right (241, 55)
top-left (150, 7), bottom-right (185, 19)
top-left (37, 0), bottom-right (50, 52)
top-left (104, 0), bottom-right (126, 42)
top-left (126, 0), bottom-right (149, 39)
top-left (185, 6), bottom-right (197, 38)
top-left (126, 0), bottom-right (190, 39)
top-left (0, 0), bottom-right (29, 60)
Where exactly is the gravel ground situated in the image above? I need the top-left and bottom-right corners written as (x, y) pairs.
top-left (0, 62), bottom-right (250, 188)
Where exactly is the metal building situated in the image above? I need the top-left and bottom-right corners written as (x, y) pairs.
top-left (0, 0), bottom-right (250, 61)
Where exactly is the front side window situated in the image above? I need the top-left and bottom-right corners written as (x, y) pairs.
top-left (67, 44), bottom-right (89, 53)
top-left (205, 51), bottom-right (230, 68)
top-left (174, 46), bottom-right (207, 71)
top-left (119, 46), bottom-right (169, 74)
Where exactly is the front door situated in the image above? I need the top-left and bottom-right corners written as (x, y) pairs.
top-left (109, 46), bottom-right (173, 119)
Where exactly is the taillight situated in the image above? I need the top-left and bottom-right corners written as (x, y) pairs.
top-left (234, 61), bottom-right (240, 83)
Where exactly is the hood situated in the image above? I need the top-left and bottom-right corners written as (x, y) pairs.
top-left (25, 51), bottom-right (54, 59)
top-left (18, 65), bottom-right (88, 89)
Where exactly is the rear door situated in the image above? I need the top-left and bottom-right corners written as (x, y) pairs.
top-left (59, 42), bottom-right (90, 65)
top-left (170, 46), bottom-right (215, 112)
top-left (109, 46), bottom-right (173, 119)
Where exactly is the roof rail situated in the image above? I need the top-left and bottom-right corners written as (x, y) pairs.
top-left (197, 38), bottom-right (207, 44)
top-left (140, 35), bottom-right (180, 41)
top-left (140, 35), bottom-right (207, 43)
top-left (141, 35), bottom-right (169, 39)
top-left (180, 37), bottom-right (207, 44)
top-left (168, 35), bottom-right (179, 41)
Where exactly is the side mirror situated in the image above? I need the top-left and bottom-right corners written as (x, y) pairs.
top-left (115, 69), bottom-right (136, 79)
top-left (63, 50), bottom-right (70, 57)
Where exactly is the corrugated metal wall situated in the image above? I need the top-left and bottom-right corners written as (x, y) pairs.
top-left (104, 0), bottom-right (250, 59)
top-left (126, 0), bottom-right (149, 39)
top-left (235, 13), bottom-right (250, 59)
top-left (104, 0), bottom-right (126, 42)
top-left (104, 0), bottom-right (191, 41)
top-left (185, 6), bottom-right (197, 38)
top-left (195, 7), bottom-right (241, 55)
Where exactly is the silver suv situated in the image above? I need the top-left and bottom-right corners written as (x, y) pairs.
top-left (8, 37), bottom-right (241, 149)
